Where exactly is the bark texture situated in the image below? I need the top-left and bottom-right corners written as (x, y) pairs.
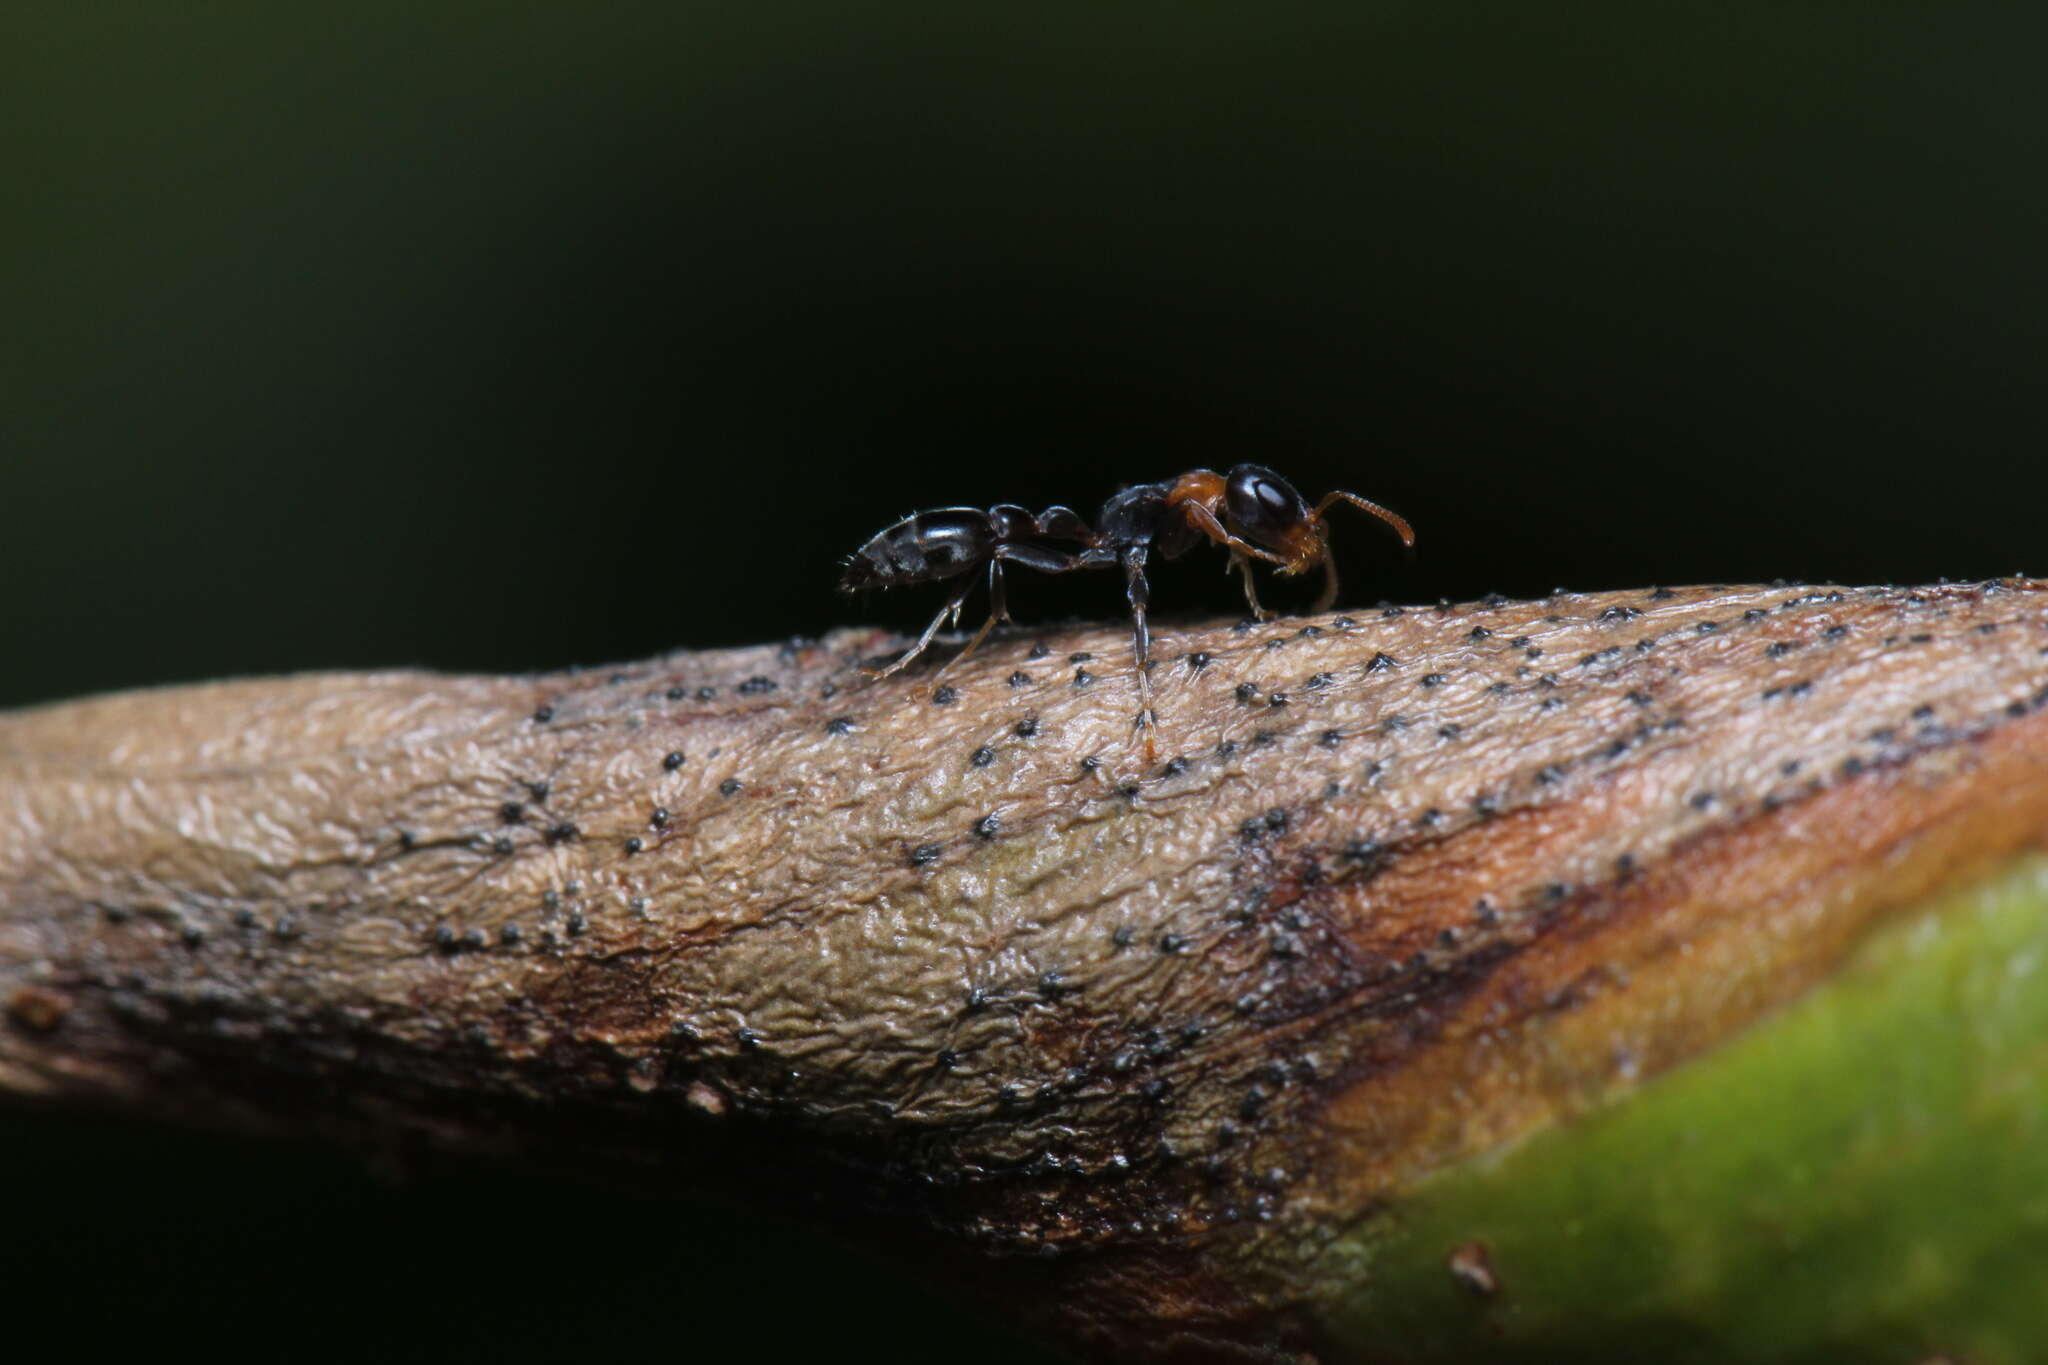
top-left (7, 581), bottom-right (2048, 1361)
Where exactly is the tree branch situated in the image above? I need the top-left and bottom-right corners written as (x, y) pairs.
top-left (7, 581), bottom-right (2048, 1360)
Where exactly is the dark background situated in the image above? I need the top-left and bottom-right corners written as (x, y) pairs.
top-left (4, 3), bottom-right (2045, 1359)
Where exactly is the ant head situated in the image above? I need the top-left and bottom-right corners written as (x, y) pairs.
top-left (1224, 465), bottom-right (1321, 569)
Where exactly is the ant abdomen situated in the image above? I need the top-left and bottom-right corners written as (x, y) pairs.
top-left (840, 509), bottom-right (1000, 592)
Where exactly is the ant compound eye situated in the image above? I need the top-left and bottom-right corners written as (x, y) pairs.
top-left (1225, 465), bottom-right (1309, 544)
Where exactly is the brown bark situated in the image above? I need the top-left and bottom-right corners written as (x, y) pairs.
top-left (6, 581), bottom-right (2048, 1360)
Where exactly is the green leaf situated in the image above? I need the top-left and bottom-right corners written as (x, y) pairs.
top-left (1317, 855), bottom-right (2048, 1364)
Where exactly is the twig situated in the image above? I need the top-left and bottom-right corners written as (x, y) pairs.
top-left (7, 581), bottom-right (2048, 1360)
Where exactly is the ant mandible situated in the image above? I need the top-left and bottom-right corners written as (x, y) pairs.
top-left (839, 465), bottom-right (1414, 756)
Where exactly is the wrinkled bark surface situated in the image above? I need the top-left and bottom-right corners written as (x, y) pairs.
top-left (7, 581), bottom-right (2048, 1361)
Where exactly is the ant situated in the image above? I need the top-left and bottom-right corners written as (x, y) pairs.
top-left (839, 465), bottom-right (1414, 757)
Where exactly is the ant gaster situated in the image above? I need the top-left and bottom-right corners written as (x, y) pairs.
top-left (840, 465), bottom-right (1414, 757)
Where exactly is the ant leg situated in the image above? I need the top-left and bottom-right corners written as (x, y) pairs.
top-left (1313, 548), bottom-right (1340, 614)
top-left (1232, 552), bottom-right (1277, 622)
top-left (864, 576), bottom-right (980, 679)
top-left (1178, 500), bottom-right (1289, 566)
top-left (945, 561), bottom-right (1009, 670)
top-left (1123, 549), bottom-right (1158, 762)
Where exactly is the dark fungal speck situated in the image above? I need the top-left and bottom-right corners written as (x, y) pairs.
top-left (500, 802), bottom-right (525, 824)
top-left (1112, 925), bottom-right (1134, 949)
top-left (1266, 692), bottom-right (1289, 708)
top-left (1320, 729), bottom-right (1344, 747)
top-left (1069, 651), bottom-right (1094, 663)
top-left (1014, 716), bottom-right (1039, 738)
top-left (624, 836), bottom-right (644, 855)
top-left (1367, 652), bottom-right (1399, 672)
top-left (696, 686), bottom-right (717, 701)
top-left (909, 843), bottom-right (943, 867)
top-left (461, 927), bottom-right (487, 950)
top-left (1027, 641), bottom-right (1050, 659)
top-left (1080, 755), bottom-right (1101, 773)
top-left (1186, 651), bottom-right (1213, 671)
top-left (825, 716), bottom-right (855, 736)
top-left (566, 910), bottom-right (586, 936)
top-left (666, 684), bottom-right (687, 701)
top-left (432, 925), bottom-right (456, 951)
top-left (499, 923), bottom-right (522, 946)
top-left (1215, 739), bottom-right (1238, 758)
top-left (737, 675), bottom-right (777, 695)
top-left (1766, 641), bottom-right (1794, 658)
top-left (974, 813), bottom-right (1002, 840)
top-left (1073, 669), bottom-right (1095, 687)
top-left (663, 751), bottom-right (685, 771)
top-left (1421, 672), bottom-right (1447, 688)
top-left (532, 705), bottom-right (555, 724)
top-left (491, 837), bottom-right (514, 856)
top-left (1235, 682), bottom-right (1259, 704)
top-left (932, 685), bottom-right (958, 706)
top-left (719, 778), bottom-right (741, 797)
top-left (546, 821), bottom-right (579, 844)
top-left (1468, 626), bottom-right (1491, 641)
top-left (970, 746), bottom-right (995, 768)
top-left (1306, 671), bottom-right (1334, 689)
top-left (1162, 756), bottom-right (1189, 777)
top-left (1159, 933), bottom-right (1187, 954)
top-left (1007, 671), bottom-right (1031, 688)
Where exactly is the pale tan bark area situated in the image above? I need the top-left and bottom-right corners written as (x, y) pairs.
top-left (7, 582), bottom-right (2048, 1359)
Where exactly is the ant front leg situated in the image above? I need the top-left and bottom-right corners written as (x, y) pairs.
top-left (1179, 499), bottom-right (1290, 571)
top-left (864, 575), bottom-right (980, 679)
top-left (1231, 552), bottom-right (1277, 622)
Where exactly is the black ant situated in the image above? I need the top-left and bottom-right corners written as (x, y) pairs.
top-left (839, 465), bottom-right (1414, 756)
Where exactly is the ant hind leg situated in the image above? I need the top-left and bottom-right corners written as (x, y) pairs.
top-left (864, 576), bottom-right (980, 679)
top-left (943, 561), bottom-right (1010, 672)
